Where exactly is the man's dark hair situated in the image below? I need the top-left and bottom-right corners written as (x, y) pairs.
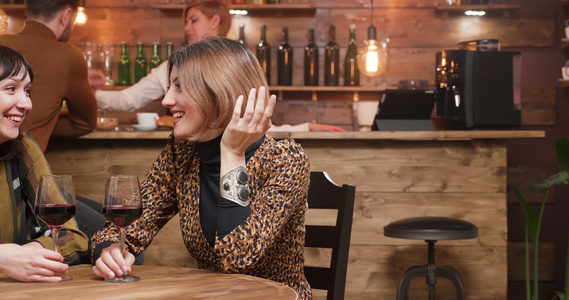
top-left (25, 0), bottom-right (79, 20)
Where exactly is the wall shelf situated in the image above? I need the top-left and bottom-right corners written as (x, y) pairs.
top-left (435, 4), bottom-right (520, 17)
top-left (103, 85), bottom-right (393, 101)
top-left (155, 4), bottom-right (316, 13)
top-left (269, 86), bottom-right (390, 92)
top-left (0, 4), bottom-right (26, 13)
top-left (558, 79), bottom-right (569, 87)
top-left (270, 85), bottom-right (394, 101)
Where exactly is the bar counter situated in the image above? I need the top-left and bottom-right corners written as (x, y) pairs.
top-left (45, 130), bottom-right (544, 299)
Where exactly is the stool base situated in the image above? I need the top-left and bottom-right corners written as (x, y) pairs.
top-left (397, 264), bottom-right (465, 300)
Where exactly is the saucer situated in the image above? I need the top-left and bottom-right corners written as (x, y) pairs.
top-left (133, 124), bottom-right (157, 131)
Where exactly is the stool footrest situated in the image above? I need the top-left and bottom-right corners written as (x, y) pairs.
top-left (396, 265), bottom-right (465, 300)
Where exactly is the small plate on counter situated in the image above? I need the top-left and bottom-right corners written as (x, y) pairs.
top-left (133, 124), bottom-right (157, 131)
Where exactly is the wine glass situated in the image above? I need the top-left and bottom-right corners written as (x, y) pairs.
top-left (102, 175), bottom-right (142, 283)
top-left (34, 175), bottom-right (77, 282)
top-left (100, 43), bottom-right (115, 86)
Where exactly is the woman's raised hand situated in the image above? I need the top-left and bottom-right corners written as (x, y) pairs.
top-left (221, 87), bottom-right (276, 157)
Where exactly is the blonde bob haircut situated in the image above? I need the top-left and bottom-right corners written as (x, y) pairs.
top-left (168, 37), bottom-right (270, 138)
top-left (183, 1), bottom-right (231, 37)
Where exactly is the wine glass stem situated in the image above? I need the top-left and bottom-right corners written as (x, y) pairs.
top-left (51, 226), bottom-right (61, 253)
top-left (119, 227), bottom-right (129, 275)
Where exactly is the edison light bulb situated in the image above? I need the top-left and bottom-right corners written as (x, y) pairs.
top-left (76, 7), bottom-right (87, 24)
top-left (0, 9), bottom-right (7, 34)
top-left (357, 26), bottom-right (387, 77)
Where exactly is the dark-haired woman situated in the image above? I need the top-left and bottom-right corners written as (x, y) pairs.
top-left (0, 45), bottom-right (88, 282)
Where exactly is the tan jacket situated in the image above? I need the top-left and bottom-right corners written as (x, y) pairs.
top-left (0, 20), bottom-right (97, 151)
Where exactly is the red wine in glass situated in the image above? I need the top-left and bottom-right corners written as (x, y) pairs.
top-left (35, 204), bottom-right (76, 226)
top-left (102, 205), bottom-right (142, 228)
top-left (34, 175), bottom-right (76, 282)
top-left (102, 175), bottom-right (142, 283)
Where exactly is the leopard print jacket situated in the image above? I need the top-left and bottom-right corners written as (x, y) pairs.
top-left (92, 133), bottom-right (313, 299)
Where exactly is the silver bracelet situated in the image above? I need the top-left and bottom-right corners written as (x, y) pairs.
top-left (220, 165), bottom-right (250, 207)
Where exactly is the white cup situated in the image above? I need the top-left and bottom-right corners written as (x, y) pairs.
top-left (562, 67), bottom-right (569, 80)
top-left (137, 112), bottom-right (159, 126)
top-left (566, 27), bottom-right (569, 39)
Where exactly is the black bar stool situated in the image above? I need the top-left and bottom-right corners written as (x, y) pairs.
top-left (383, 217), bottom-right (478, 300)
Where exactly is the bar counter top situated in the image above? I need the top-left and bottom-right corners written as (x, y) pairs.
top-left (80, 129), bottom-right (545, 140)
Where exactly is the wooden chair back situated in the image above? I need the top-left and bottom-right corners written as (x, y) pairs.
top-left (304, 171), bottom-right (356, 300)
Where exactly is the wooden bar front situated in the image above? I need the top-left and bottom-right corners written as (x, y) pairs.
top-left (44, 130), bottom-right (544, 299)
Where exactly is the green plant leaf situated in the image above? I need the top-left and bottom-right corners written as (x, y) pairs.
top-left (529, 171), bottom-right (569, 192)
top-left (556, 138), bottom-right (569, 171)
top-left (512, 185), bottom-right (539, 242)
top-left (552, 291), bottom-right (565, 300)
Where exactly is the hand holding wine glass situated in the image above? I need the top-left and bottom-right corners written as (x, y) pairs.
top-left (102, 175), bottom-right (142, 283)
top-left (34, 175), bottom-right (77, 282)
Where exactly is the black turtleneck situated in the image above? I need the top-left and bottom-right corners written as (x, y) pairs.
top-left (195, 134), bottom-right (264, 247)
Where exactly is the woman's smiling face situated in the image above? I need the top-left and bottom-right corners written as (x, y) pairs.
top-left (0, 69), bottom-right (32, 144)
top-left (161, 66), bottom-right (223, 142)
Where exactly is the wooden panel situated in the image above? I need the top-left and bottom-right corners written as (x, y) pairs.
top-left (353, 192), bottom-right (506, 246)
top-left (298, 139), bottom-right (507, 193)
top-left (507, 163), bottom-right (558, 204)
top-left (521, 87), bottom-right (557, 126)
top-left (508, 242), bottom-right (556, 281)
top-left (345, 244), bottom-right (507, 299)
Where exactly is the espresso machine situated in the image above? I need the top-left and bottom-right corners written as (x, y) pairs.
top-left (435, 50), bottom-right (522, 129)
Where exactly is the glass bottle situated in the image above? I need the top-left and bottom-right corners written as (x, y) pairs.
top-left (325, 25), bottom-right (340, 86)
top-left (149, 42), bottom-right (162, 70)
top-left (239, 24), bottom-right (246, 45)
top-left (344, 25), bottom-right (360, 86)
top-left (256, 25), bottom-right (271, 85)
top-left (117, 42), bottom-right (130, 86)
top-left (167, 42), bottom-right (174, 59)
top-left (304, 28), bottom-right (319, 86)
top-left (277, 27), bottom-right (293, 86)
top-left (134, 42), bottom-right (147, 83)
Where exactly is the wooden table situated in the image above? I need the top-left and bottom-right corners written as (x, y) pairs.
top-left (0, 265), bottom-right (298, 300)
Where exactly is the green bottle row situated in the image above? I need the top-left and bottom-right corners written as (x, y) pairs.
top-left (117, 42), bottom-right (175, 86)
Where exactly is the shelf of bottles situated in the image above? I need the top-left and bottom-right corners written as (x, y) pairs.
top-left (155, 4), bottom-right (316, 13)
top-left (435, 4), bottom-right (519, 17)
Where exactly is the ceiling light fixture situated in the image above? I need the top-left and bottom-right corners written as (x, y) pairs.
top-left (76, 0), bottom-right (87, 24)
top-left (357, 0), bottom-right (388, 78)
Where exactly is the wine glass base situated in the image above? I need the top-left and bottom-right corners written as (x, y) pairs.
top-left (61, 274), bottom-right (73, 281)
top-left (104, 274), bottom-right (140, 283)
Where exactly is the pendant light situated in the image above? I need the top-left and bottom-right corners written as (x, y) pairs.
top-left (76, 0), bottom-right (87, 24)
top-left (357, 0), bottom-right (387, 77)
top-left (0, 9), bottom-right (7, 34)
